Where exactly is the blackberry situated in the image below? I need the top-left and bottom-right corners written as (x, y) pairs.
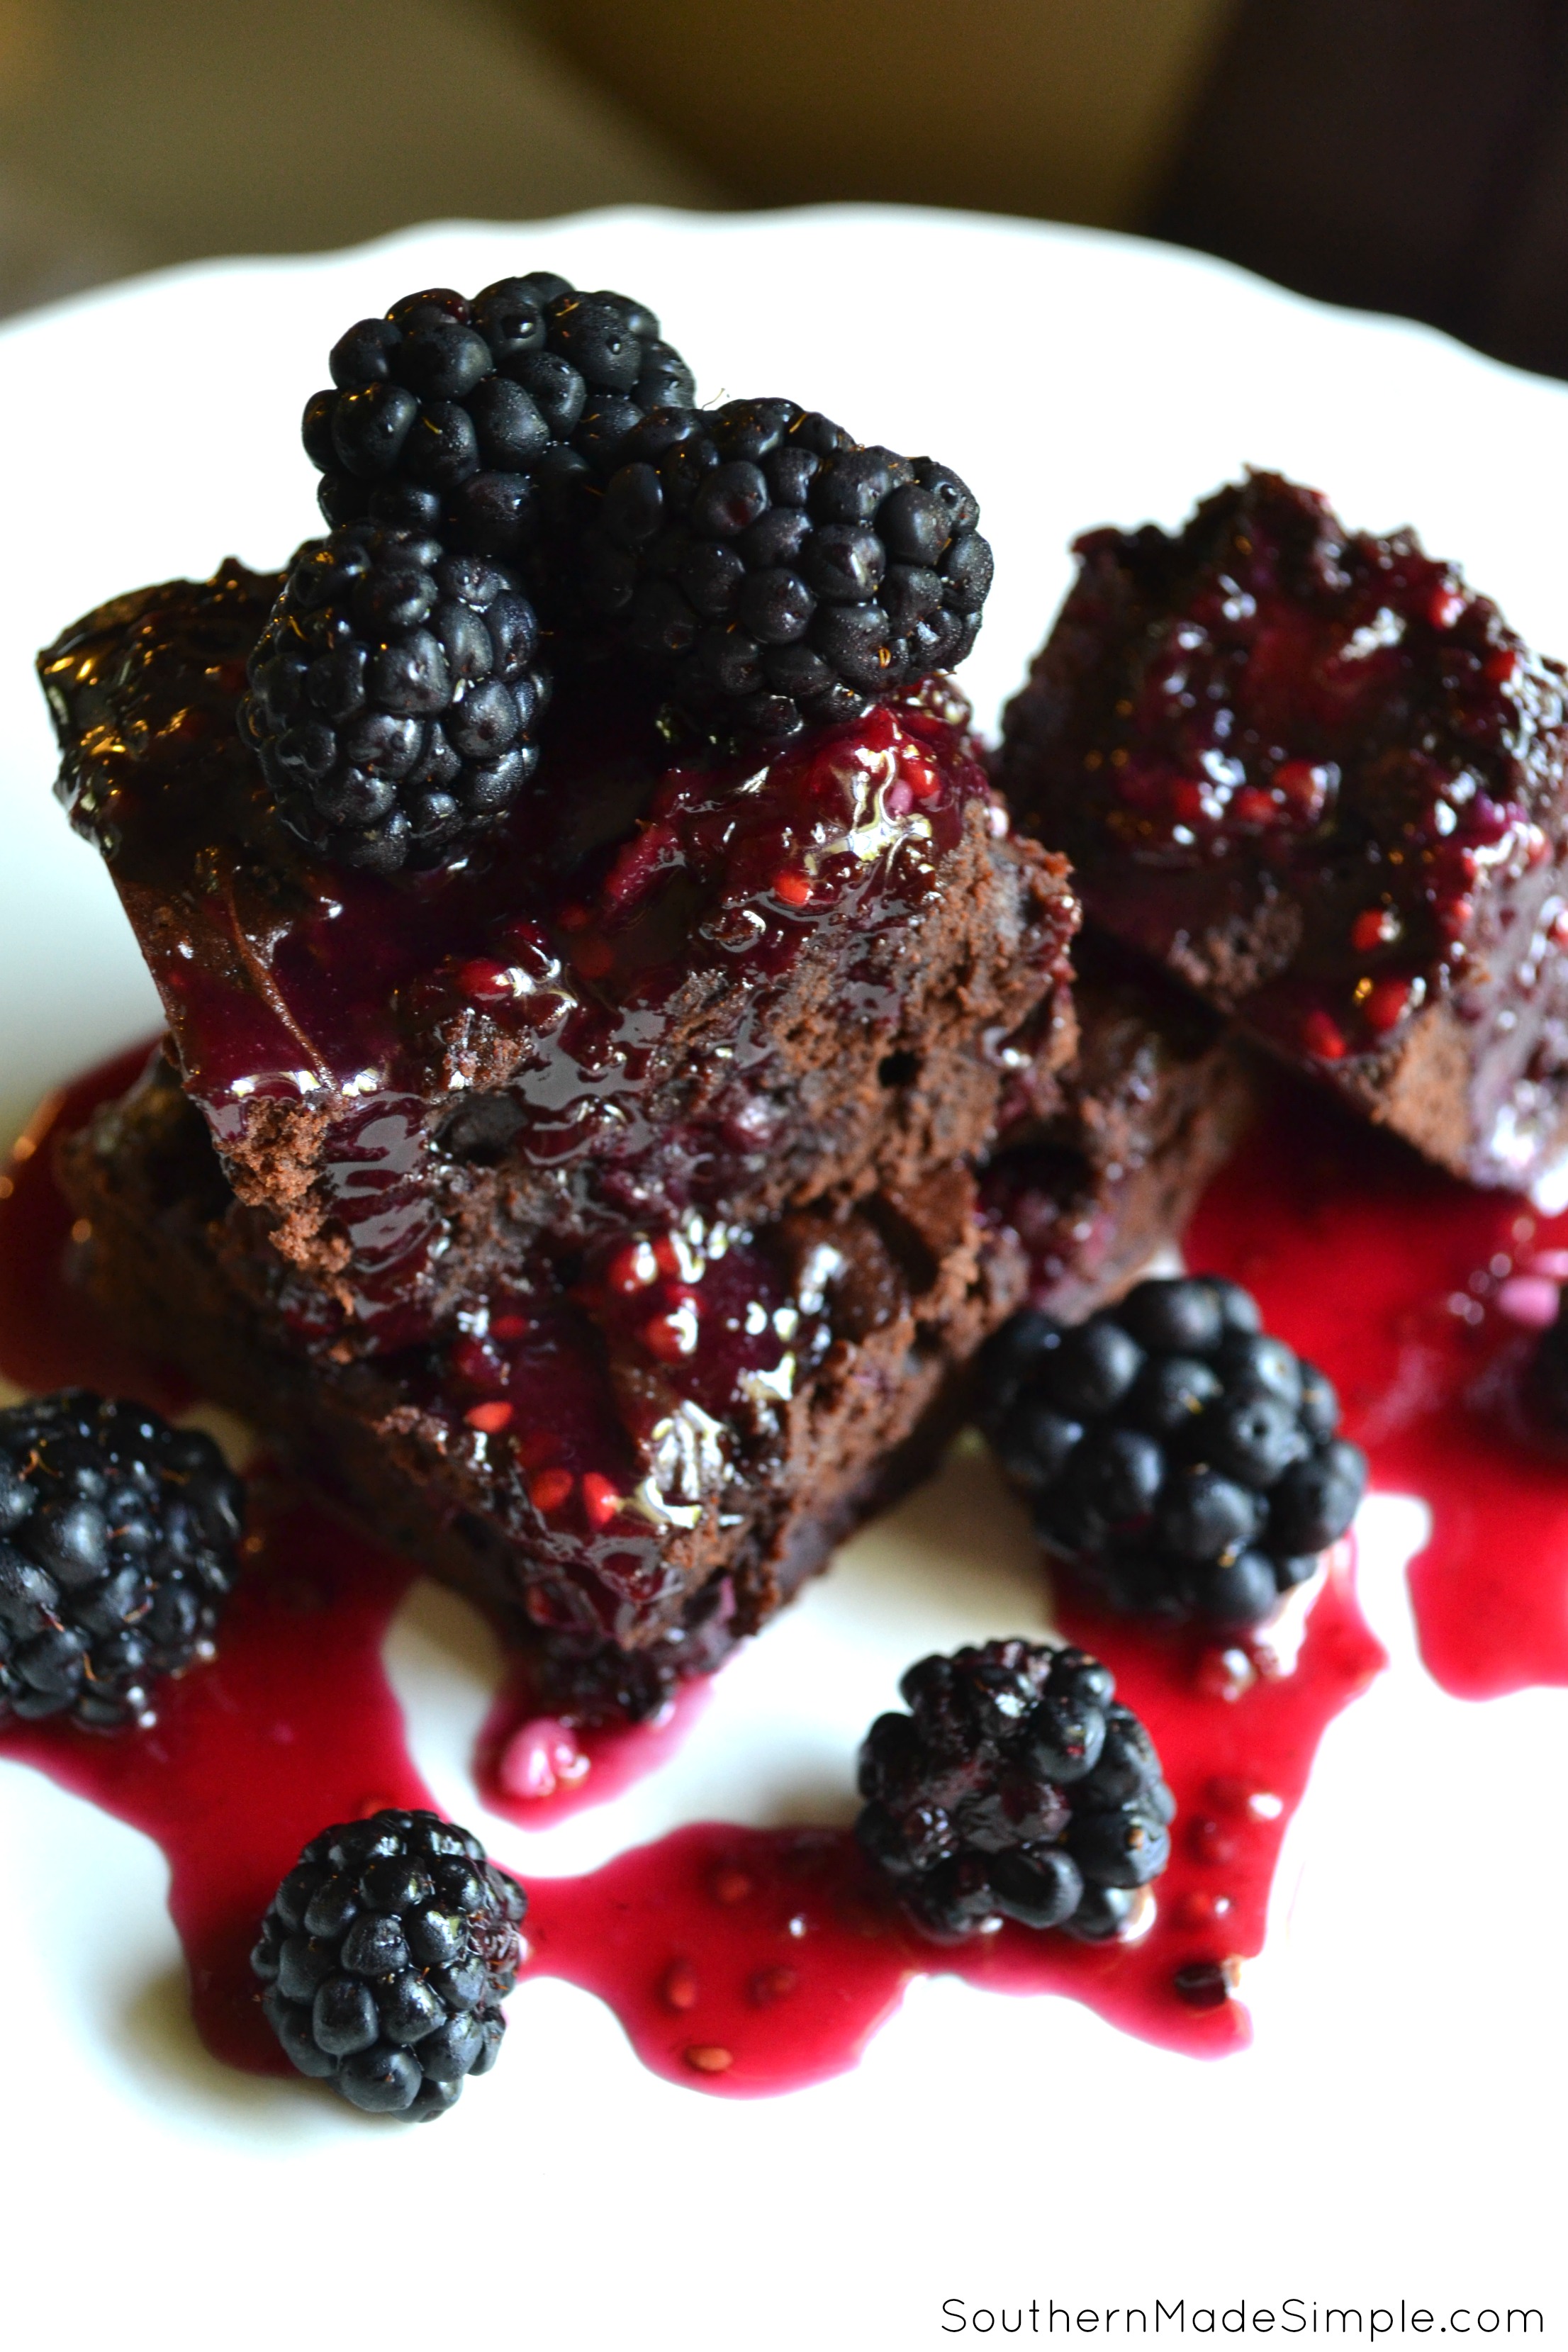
top-left (241, 524), bottom-right (549, 874)
top-left (577, 398), bottom-right (995, 740)
top-left (0, 1390), bottom-right (243, 1730)
top-left (303, 275), bottom-right (695, 562)
top-left (856, 1639), bottom-right (1174, 1942)
top-left (253, 1809), bottom-right (527, 2120)
top-left (977, 1277), bottom-right (1367, 1630)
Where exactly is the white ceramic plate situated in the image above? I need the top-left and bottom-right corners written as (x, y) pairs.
top-left (1, 209), bottom-right (1564, 2351)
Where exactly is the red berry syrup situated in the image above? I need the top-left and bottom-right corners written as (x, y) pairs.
top-left (476, 1667), bottom-right (712, 1826)
top-left (0, 1051), bottom-right (1382, 2095)
top-left (1187, 1086), bottom-right (1568, 1698)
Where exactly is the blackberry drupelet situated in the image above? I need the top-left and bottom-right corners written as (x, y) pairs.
top-left (576, 397), bottom-right (995, 740)
top-left (977, 1277), bottom-right (1367, 1630)
top-left (241, 523), bottom-right (549, 874)
top-left (253, 1808), bottom-right (527, 2119)
top-left (0, 1389), bottom-right (243, 1729)
top-left (856, 1639), bottom-right (1174, 1942)
top-left (303, 275), bottom-right (695, 562)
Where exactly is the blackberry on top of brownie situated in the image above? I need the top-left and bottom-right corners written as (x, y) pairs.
top-left (999, 470), bottom-right (1568, 1194)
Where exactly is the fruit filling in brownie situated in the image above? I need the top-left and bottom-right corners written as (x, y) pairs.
top-left (999, 469), bottom-right (1568, 1192)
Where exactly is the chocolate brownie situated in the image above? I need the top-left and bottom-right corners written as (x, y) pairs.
top-left (981, 938), bottom-right (1260, 1319)
top-left (59, 974), bottom-right (1248, 1719)
top-left (42, 565), bottom-right (1076, 1353)
top-left (999, 471), bottom-right (1568, 1192)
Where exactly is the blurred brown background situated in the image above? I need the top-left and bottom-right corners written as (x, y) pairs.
top-left (4, 0), bottom-right (1567, 375)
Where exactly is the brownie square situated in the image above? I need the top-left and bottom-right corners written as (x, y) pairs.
top-left (41, 565), bottom-right (1077, 1353)
top-left (999, 471), bottom-right (1568, 1191)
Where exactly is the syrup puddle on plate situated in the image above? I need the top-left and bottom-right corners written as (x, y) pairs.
top-left (1187, 1085), bottom-right (1568, 1700)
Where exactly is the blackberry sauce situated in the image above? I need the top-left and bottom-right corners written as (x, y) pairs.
top-left (477, 1667), bottom-right (712, 1822)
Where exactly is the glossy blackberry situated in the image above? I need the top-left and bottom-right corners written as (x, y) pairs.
top-left (976, 1276), bottom-right (1367, 1630)
top-left (303, 276), bottom-right (695, 562)
top-left (241, 524), bottom-right (549, 875)
top-left (577, 398), bottom-right (995, 740)
top-left (0, 1389), bottom-right (243, 1730)
top-left (856, 1639), bottom-right (1174, 1943)
top-left (252, 1808), bottom-right (527, 2120)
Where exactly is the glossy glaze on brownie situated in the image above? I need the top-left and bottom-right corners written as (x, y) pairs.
top-left (43, 565), bottom-right (1077, 1350)
top-left (999, 472), bottom-right (1568, 1190)
top-left (60, 978), bottom-right (1247, 1717)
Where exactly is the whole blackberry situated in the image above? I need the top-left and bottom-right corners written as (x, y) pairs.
top-left (241, 524), bottom-right (549, 874)
top-left (253, 1809), bottom-right (527, 2120)
top-left (303, 276), bottom-right (695, 561)
top-left (0, 1390), bottom-right (244, 1730)
top-left (977, 1277), bottom-right (1367, 1630)
top-left (856, 1640), bottom-right (1174, 1942)
top-left (576, 398), bottom-right (995, 740)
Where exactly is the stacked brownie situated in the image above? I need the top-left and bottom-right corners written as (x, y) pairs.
top-left (45, 540), bottom-right (1259, 1713)
top-left (33, 278), bottom-right (1272, 1720)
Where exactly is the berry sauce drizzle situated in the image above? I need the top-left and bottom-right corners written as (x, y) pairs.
top-left (476, 1670), bottom-right (712, 1825)
top-left (0, 1050), bottom-right (1384, 2095)
top-left (1187, 1087), bottom-right (1568, 1699)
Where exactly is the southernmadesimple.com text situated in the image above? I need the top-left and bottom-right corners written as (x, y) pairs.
top-left (940, 2303), bottom-right (1545, 2339)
